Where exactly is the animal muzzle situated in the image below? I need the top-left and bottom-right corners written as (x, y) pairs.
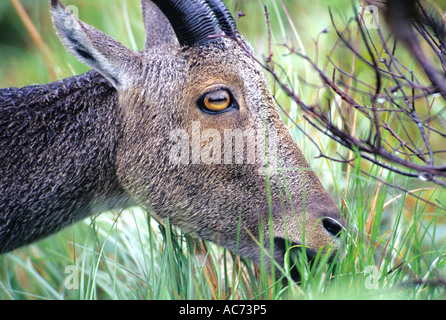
top-left (272, 218), bottom-right (344, 282)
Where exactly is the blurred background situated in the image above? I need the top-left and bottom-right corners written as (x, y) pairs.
top-left (0, 0), bottom-right (356, 87)
top-left (0, 0), bottom-right (445, 299)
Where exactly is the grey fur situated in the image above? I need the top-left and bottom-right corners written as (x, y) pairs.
top-left (0, 0), bottom-right (343, 277)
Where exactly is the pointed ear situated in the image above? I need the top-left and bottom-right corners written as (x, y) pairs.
top-left (141, 0), bottom-right (178, 48)
top-left (51, 0), bottom-right (135, 89)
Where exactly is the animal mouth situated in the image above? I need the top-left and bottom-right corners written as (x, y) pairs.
top-left (273, 237), bottom-right (326, 282)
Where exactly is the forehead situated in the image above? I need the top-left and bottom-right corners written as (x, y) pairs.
top-left (142, 38), bottom-right (258, 76)
top-left (185, 39), bottom-right (257, 72)
top-left (185, 39), bottom-right (263, 88)
top-left (137, 38), bottom-right (265, 103)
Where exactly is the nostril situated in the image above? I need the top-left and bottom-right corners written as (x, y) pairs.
top-left (322, 218), bottom-right (343, 237)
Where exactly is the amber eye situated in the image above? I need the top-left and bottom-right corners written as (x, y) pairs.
top-left (198, 89), bottom-right (237, 114)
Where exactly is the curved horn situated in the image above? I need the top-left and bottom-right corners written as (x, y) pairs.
top-left (204, 0), bottom-right (238, 37)
top-left (150, 0), bottom-right (222, 47)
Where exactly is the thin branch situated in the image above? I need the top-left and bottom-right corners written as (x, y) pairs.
top-left (229, 1), bottom-right (446, 190)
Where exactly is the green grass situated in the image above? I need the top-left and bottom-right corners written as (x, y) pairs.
top-left (1, 0), bottom-right (445, 300)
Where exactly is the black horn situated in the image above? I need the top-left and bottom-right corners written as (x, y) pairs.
top-left (204, 0), bottom-right (238, 37)
top-left (150, 0), bottom-right (223, 47)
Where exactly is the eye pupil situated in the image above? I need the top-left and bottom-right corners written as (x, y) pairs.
top-left (203, 90), bottom-right (231, 112)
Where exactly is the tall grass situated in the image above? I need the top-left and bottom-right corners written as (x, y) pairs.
top-left (0, 0), bottom-right (445, 300)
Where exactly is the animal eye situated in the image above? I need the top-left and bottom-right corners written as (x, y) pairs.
top-left (199, 89), bottom-right (237, 114)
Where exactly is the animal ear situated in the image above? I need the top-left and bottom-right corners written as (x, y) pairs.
top-left (141, 0), bottom-right (178, 48)
top-left (51, 0), bottom-right (135, 89)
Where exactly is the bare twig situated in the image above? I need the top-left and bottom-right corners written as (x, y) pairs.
top-left (231, 1), bottom-right (446, 193)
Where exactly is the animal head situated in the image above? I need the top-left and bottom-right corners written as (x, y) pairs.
top-left (1, 0), bottom-right (344, 280)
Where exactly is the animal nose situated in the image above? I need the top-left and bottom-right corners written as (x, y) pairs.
top-left (322, 218), bottom-right (343, 237)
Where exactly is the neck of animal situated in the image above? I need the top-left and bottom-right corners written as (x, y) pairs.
top-left (0, 70), bottom-right (133, 253)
